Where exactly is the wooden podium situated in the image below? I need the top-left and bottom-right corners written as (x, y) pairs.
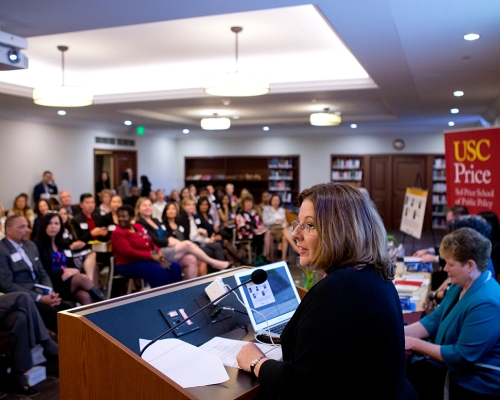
top-left (58, 268), bottom-right (263, 400)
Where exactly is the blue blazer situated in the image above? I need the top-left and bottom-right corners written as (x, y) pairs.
top-left (33, 182), bottom-right (58, 202)
top-left (420, 270), bottom-right (500, 395)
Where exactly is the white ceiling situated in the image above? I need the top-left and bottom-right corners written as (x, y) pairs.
top-left (0, 0), bottom-right (499, 139)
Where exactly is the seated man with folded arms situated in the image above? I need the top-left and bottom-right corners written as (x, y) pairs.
top-left (0, 216), bottom-right (71, 334)
top-left (0, 291), bottom-right (59, 395)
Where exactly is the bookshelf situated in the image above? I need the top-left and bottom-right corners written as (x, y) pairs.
top-left (331, 156), bottom-right (364, 187)
top-left (185, 156), bottom-right (300, 207)
top-left (431, 156), bottom-right (447, 229)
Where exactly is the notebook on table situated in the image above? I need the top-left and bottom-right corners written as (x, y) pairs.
top-left (233, 261), bottom-right (301, 338)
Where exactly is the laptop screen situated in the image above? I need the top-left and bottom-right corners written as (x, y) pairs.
top-left (233, 261), bottom-right (301, 333)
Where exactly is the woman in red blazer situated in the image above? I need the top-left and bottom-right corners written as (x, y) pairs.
top-left (111, 205), bottom-right (182, 288)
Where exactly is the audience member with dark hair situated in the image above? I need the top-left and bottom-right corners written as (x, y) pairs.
top-left (35, 213), bottom-right (103, 305)
top-left (31, 198), bottom-right (50, 240)
top-left (110, 205), bottom-right (181, 288)
top-left (140, 175), bottom-right (152, 198)
top-left (95, 171), bottom-right (111, 195)
top-left (117, 171), bottom-right (130, 199)
top-left (124, 186), bottom-right (141, 208)
top-left (236, 194), bottom-right (266, 257)
top-left (71, 193), bottom-right (109, 248)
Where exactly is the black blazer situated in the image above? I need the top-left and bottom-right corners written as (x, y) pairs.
top-left (35, 240), bottom-right (77, 281)
top-left (194, 213), bottom-right (215, 237)
top-left (70, 212), bottom-right (109, 244)
top-left (33, 182), bottom-right (58, 202)
top-left (0, 238), bottom-right (54, 301)
top-left (136, 218), bottom-right (172, 248)
top-left (258, 265), bottom-right (416, 399)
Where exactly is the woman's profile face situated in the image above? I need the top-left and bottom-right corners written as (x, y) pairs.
top-left (183, 201), bottom-right (196, 215)
top-left (110, 196), bottom-right (123, 212)
top-left (292, 199), bottom-right (319, 267)
top-left (222, 195), bottom-right (229, 206)
top-left (181, 188), bottom-right (190, 199)
top-left (198, 200), bottom-right (209, 213)
top-left (138, 199), bottom-right (153, 218)
top-left (444, 258), bottom-right (471, 288)
top-left (58, 208), bottom-right (68, 223)
top-left (46, 216), bottom-right (62, 237)
top-left (165, 204), bottom-right (178, 219)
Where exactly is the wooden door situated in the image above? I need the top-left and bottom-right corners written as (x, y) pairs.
top-left (113, 151), bottom-right (137, 190)
top-left (369, 156), bottom-right (391, 227)
top-left (391, 156), bottom-right (427, 230)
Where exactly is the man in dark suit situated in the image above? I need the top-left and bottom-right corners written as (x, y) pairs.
top-left (70, 193), bottom-right (109, 247)
top-left (33, 171), bottom-right (58, 202)
top-left (58, 190), bottom-right (80, 216)
top-left (0, 291), bottom-right (59, 395)
top-left (125, 167), bottom-right (137, 189)
top-left (0, 216), bottom-right (66, 333)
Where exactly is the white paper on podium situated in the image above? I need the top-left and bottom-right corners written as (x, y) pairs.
top-left (139, 338), bottom-right (229, 388)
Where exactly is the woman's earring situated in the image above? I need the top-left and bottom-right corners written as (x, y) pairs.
top-left (469, 273), bottom-right (473, 281)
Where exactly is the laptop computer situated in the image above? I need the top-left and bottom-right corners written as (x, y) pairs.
top-left (233, 261), bottom-right (301, 338)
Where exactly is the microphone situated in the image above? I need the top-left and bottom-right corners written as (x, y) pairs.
top-left (140, 269), bottom-right (268, 357)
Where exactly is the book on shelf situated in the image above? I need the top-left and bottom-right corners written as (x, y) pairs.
top-left (269, 157), bottom-right (293, 168)
top-left (332, 158), bottom-right (361, 169)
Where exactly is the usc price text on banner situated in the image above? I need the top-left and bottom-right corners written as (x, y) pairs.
top-left (445, 127), bottom-right (500, 216)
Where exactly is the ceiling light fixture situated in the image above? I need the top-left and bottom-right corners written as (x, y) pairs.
top-left (183, 129), bottom-right (190, 134)
top-left (204, 27), bottom-right (269, 97)
top-left (57, 110), bottom-right (66, 116)
top-left (310, 108), bottom-right (341, 126)
top-left (350, 124), bottom-right (357, 129)
top-left (201, 113), bottom-right (231, 130)
top-left (450, 108), bottom-right (459, 114)
top-left (33, 46), bottom-right (93, 107)
top-left (453, 91), bottom-right (464, 97)
top-left (448, 121), bottom-right (455, 126)
top-left (463, 33), bottom-right (480, 41)
top-left (124, 120), bottom-right (132, 126)
top-left (263, 126), bottom-right (270, 131)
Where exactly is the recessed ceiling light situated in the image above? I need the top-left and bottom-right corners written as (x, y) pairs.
top-left (124, 120), bottom-right (132, 126)
top-left (450, 108), bottom-right (459, 114)
top-left (183, 129), bottom-right (189, 134)
top-left (350, 124), bottom-right (357, 129)
top-left (448, 121), bottom-right (455, 126)
top-left (57, 110), bottom-right (66, 116)
top-left (464, 33), bottom-right (480, 41)
top-left (232, 115), bottom-right (240, 120)
top-left (454, 91), bottom-right (464, 97)
top-left (263, 126), bottom-right (269, 131)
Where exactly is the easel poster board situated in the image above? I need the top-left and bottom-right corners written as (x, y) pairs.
top-left (444, 126), bottom-right (500, 216)
top-left (400, 188), bottom-right (428, 239)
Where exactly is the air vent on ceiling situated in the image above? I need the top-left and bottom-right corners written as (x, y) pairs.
top-left (95, 137), bottom-right (135, 147)
top-left (95, 137), bottom-right (115, 144)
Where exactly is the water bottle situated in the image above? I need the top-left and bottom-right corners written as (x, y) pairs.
top-left (395, 244), bottom-right (405, 276)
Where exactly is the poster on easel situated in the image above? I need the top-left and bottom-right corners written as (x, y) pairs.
top-left (400, 188), bottom-right (428, 239)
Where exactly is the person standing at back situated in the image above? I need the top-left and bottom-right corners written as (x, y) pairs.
top-left (33, 171), bottom-right (58, 202)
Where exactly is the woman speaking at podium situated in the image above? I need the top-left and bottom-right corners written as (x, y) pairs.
top-left (237, 183), bottom-right (417, 399)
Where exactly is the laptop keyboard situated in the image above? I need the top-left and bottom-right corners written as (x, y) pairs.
top-left (269, 321), bottom-right (287, 335)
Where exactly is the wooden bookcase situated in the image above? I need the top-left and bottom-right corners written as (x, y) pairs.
top-left (431, 156), bottom-right (447, 229)
top-left (331, 156), bottom-right (364, 187)
top-left (185, 156), bottom-right (300, 207)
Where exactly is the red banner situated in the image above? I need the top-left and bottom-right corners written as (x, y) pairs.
top-left (445, 127), bottom-right (500, 216)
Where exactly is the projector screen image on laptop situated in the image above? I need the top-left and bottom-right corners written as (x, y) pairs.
top-left (234, 261), bottom-right (301, 333)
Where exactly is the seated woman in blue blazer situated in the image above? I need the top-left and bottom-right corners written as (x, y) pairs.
top-left (405, 227), bottom-right (500, 399)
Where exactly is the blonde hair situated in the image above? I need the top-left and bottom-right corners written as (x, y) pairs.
top-left (181, 197), bottom-right (195, 209)
top-left (134, 197), bottom-right (152, 220)
top-left (299, 183), bottom-right (394, 280)
top-left (98, 189), bottom-right (113, 202)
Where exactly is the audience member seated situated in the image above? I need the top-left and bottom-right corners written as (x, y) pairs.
top-left (167, 189), bottom-right (180, 203)
top-left (71, 193), bottom-right (109, 247)
top-left (478, 210), bottom-right (500, 278)
top-left (33, 170), bottom-right (58, 202)
top-left (58, 190), bottom-right (80, 216)
top-left (138, 198), bottom-right (231, 278)
top-left (262, 194), bottom-right (300, 262)
top-left (0, 216), bottom-right (72, 333)
top-left (405, 227), bottom-right (500, 399)
top-left (0, 203), bottom-right (5, 240)
top-left (123, 186), bottom-right (140, 208)
top-left (218, 194), bottom-right (236, 241)
top-left (35, 213), bottom-right (104, 305)
top-left (94, 171), bottom-right (111, 201)
top-left (57, 206), bottom-right (98, 283)
top-left (188, 184), bottom-right (198, 203)
top-left (110, 205), bottom-right (182, 288)
top-left (236, 194), bottom-right (265, 257)
top-left (7, 193), bottom-right (35, 229)
top-left (198, 187), bottom-right (220, 229)
top-left (152, 189), bottom-right (167, 220)
top-left (98, 189), bottom-right (113, 216)
top-left (225, 183), bottom-right (238, 209)
top-left (102, 194), bottom-right (122, 231)
top-left (235, 188), bottom-right (250, 213)
top-left (206, 184), bottom-right (216, 203)
top-left (0, 291), bottom-right (59, 395)
top-left (196, 196), bottom-right (241, 264)
top-left (256, 190), bottom-right (270, 219)
top-left (31, 199), bottom-right (50, 241)
top-left (179, 187), bottom-right (191, 202)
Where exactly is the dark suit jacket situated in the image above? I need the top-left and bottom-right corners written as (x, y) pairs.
top-left (137, 218), bottom-right (172, 248)
top-left (33, 182), bottom-right (58, 202)
top-left (0, 238), bottom-right (54, 301)
top-left (70, 212), bottom-right (109, 245)
top-left (258, 265), bottom-right (416, 399)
